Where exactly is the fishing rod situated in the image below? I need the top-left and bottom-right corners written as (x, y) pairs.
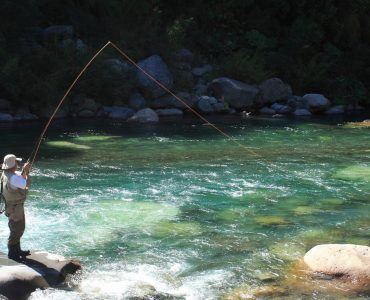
top-left (28, 41), bottom-right (260, 170)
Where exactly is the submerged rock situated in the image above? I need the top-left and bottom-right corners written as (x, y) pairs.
top-left (333, 165), bottom-right (370, 182)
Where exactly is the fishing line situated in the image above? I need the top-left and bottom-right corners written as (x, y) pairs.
top-left (29, 41), bottom-right (262, 169)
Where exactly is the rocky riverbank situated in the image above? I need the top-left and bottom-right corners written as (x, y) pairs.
top-left (0, 25), bottom-right (368, 124)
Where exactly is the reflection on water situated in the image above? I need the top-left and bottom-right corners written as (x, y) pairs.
top-left (0, 116), bottom-right (369, 299)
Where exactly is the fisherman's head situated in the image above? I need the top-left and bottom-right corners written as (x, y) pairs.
top-left (2, 154), bottom-right (22, 171)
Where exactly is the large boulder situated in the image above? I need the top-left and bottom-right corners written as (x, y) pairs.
top-left (0, 251), bottom-right (81, 300)
top-left (129, 108), bottom-right (159, 123)
top-left (173, 48), bottom-right (194, 62)
top-left (128, 92), bottom-right (146, 110)
top-left (70, 95), bottom-right (100, 117)
top-left (271, 103), bottom-right (291, 114)
top-left (0, 113), bottom-right (13, 122)
top-left (191, 64), bottom-right (213, 77)
top-left (155, 108), bottom-right (183, 117)
top-left (304, 244), bottom-right (370, 280)
top-left (208, 77), bottom-right (259, 109)
top-left (325, 105), bottom-right (345, 114)
top-left (259, 78), bottom-right (292, 104)
top-left (302, 94), bottom-right (331, 113)
top-left (151, 92), bottom-right (196, 109)
top-left (107, 106), bottom-right (135, 120)
top-left (43, 25), bottom-right (74, 43)
top-left (136, 55), bottom-right (173, 98)
top-left (196, 96), bottom-right (229, 114)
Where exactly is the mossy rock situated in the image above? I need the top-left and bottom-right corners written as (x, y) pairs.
top-left (293, 206), bottom-right (321, 215)
top-left (333, 165), bottom-right (370, 182)
top-left (46, 140), bottom-right (91, 150)
top-left (269, 241), bottom-right (306, 261)
top-left (255, 216), bottom-right (291, 226)
top-left (225, 285), bottom-right (287, 300)
top-left (317, 198), bottom-right (345, 208)
top-left (215, 208), bottom-right (254, 222)
top-left (152, 221), bottom-right (203, 238)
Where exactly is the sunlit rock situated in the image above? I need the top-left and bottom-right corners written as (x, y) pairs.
top-left (343, 120), bottom-right (370, 128)
top-left (333, 165), bottom-right (370, 182)
top-left (0, 251), bottom-right (80, 300)
top-left (298, 244), bottom-right (370, 293)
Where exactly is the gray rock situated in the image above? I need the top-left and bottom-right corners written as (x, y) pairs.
top-left (0, 113), bottom-right (13, 122)
top-left (39, 107), bottom-right (69, 119)
top-left (192, 64), bottom-right (213, 77)
top-left (197, 96), bottom-right (228, 113)
top-left (128, 92), bottom-right (146, 110)
top-left (105, 58), bottom-right (131, 75)
top-left (325, 105), bottom-right (345, 114)
top-left (77, 110), bottom-right (95, 118)
top-left (0, 251), bottom-right (80, 300)
top-left (151, 92), bottom-right (196, 109)
top-left (155, 108), bottom-right (183, 116)
top-left (270, 103), bottom-right (291, 114)
top-left (136, 55), bottom-right (173, 97)
top-left (197, 96), bottom-right (216, 113)
top-left (43, 25), bottom-right (74, 41)
top-left (293, 108), bottom-right (312, 116)
top-left (194, 83), bottom-right (208, 96)
top-left (129, 108), bottom-right (159, 123)
top-left (108, 107), bottom-right (135, 120)
top-left (259, 78), bottom-right (293, 104)
top-left (13, 107), bottom-right (38, 121)
top-left (259, 107), bottom-right (276, 115)
top-left (303, 94), bottom-right (331, 113)
top-left (208, 77), bottom-right (259, 109)
top-left (174, 48), bottom-right (194, 62)
top-left (71, 95), bottom-right (100, 114)
top-left (13, 113), bottom-right (38, 121)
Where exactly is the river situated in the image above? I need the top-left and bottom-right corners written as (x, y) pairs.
top-left (0, 115), bottom-right (369, 299)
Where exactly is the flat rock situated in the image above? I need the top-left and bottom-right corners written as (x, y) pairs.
top-left (0, 251), bottom-right (81, 300)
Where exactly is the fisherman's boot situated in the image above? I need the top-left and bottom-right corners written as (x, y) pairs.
top-left (8, 244), bottom-right (21, 261)
top-left (15, 243), bottom-right (31, 258)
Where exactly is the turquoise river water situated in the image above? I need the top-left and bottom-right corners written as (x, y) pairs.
top-left (0, 115), bottom-right (369, 299)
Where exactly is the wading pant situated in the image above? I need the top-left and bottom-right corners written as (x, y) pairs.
top-left (5, 203), bottom-right (25, 247)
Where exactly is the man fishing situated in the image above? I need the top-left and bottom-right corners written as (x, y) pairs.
top-left (1, 154), bottom-right (31, 261)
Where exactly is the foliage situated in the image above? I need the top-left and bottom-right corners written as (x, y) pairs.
top-left (0, 0), bottom-right (370, 107)
top-left (221, 50), bottom-right (273, 83)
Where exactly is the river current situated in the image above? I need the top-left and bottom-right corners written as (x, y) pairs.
top-left (0, 115), bottom-right (369, 299)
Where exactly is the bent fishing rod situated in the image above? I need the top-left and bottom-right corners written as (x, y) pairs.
top-left (28, 41), bottom-right (261, 170)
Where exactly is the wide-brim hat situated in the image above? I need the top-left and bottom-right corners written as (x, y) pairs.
top-left (2, 154), bottom-right (22, 170)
